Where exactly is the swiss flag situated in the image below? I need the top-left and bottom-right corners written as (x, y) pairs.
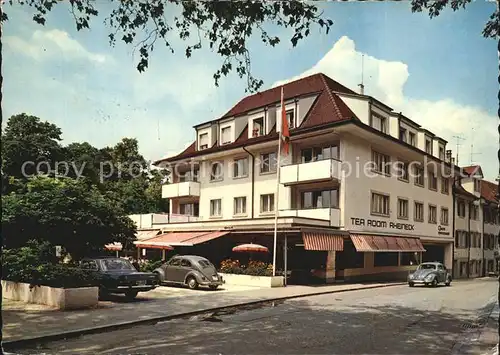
top-left (280, 86), bottom-right (290, 156)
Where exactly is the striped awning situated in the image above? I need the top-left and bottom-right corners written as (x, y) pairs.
top-left (303, 232), bottom-right (344, 251)
top-left (134, 230), bottom-right (230, 249)
top-left (350, 234), bottom-right (425, 252)
top-left (105, 242), bottom-right (122, 251)
top-left (136, 229), bottom-right (161, 240)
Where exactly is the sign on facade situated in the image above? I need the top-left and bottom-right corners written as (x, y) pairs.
top-left (350, 217), bottom-right (415, 231)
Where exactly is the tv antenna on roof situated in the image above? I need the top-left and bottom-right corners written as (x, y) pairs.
top-left (358, 54), bottom-right (365, 95)
top-left (452, 135), bottom-right (465, 166)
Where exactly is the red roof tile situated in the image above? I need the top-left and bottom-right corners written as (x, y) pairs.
top-left (463, 165), bottom-right (483, 176)
top-left (481, 180), bottom-right (499, 203)
top-left (218, 73), bottom-right (357, 120)
top-left (155, 73), bottom-right (359, 164)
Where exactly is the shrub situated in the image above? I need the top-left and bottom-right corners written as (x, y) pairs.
top-left (2, 240), bottom-right (98, 288)
top-left (139, 259), bottom-right (164, 272)
top-left (219, 259), bottom-right (272, 276)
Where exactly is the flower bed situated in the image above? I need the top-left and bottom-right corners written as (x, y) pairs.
top-left (219, 259), bottom-right (284, 288)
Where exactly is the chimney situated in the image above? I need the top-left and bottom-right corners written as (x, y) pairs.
top-left (446, 150), bottom-right (452, 163)
top-left (358, 83), bottom-right (365, 95)
top-left (451, 157), bottom-right (455, 165)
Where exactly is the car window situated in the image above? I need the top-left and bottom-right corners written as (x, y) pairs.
top-left (81, 260), bottom-right (98, 271)
top-left (418, 264), bottom-right (436, 270)
top-left (198, 259), bottom-right (213, 268)
top-left (169, 258), bottom-right (181, 266)
top-left (181, 259), bottom-right (192, 267)
top-left (438, 265), bottom-right (445, 270)
top-left (100, 259), bottom-right (135, 271)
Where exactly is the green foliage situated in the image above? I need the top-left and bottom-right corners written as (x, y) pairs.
top-left (1, 176), bottom-right (137, 259)
top-left (3, 1), bottom-right (496, 92)
top-left (139, 259), bottom-right (164, 273)
top-left (219, 259), bottom-right (273, 277)
top-left (2, 241), bottom-right (98, 289)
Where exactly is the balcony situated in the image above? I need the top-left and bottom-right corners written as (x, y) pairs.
top-left (162, 181), bottom-right (201, 199)
top-left (279, 208), bottom-right (341, 227)
top-left (280, 159), bottom-right (342, 186)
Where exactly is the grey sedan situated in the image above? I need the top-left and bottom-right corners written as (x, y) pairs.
top-left (408, 262), bottom-right (452, 287)
top-left (153, 255), bottom-right (224, 290)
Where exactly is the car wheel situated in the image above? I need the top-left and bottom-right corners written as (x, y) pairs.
top-left (187, 277), bottom-right (199, 290)
top-left (209, 285), bottom-right (219, 290)
top-left (408, 282), bottom-right (414, 287)
top-left (98, 288), bottom-right (109, 299)
top-left (125, 290), bottom-right (139, 300)
top-left (431, 278), bottom-right (438, 287)
top-left (445, 278), bottom-right (451, 286)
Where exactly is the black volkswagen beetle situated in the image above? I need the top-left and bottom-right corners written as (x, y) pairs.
top-left (80, 257), bottom-right (158, 299)
top-left (153, 255), bottom-right (224, 290)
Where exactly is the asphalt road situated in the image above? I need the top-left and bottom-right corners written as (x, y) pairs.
top-left (18, 279), bottom-right (498, 355)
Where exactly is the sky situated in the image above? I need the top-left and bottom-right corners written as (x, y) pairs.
top-left (3, 1), bottom-right (498, 181)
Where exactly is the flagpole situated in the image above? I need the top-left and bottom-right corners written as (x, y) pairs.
top-left (272, 89), bottom-right (284, 277)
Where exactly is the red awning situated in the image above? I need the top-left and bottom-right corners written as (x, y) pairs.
top-left (135, 231), bottom-right (230, 249)
top-left (303, 232), bottom-right (344, 251)
top-left (350, 234), bottom-right (426, 252)
top-left (136, 229), bottom-right (161, 240)
top-left (105, 242), bottom-right (122, 251)
top-left (133, 241), bottom-right (173, 250)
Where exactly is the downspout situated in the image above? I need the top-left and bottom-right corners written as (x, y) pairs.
top-left (467, 200), bottom-right (471, 278)
top-left (482, 199), bottom-right (485, 277)
top-left (452, 182), bottom-right (456, 276)
top-left (243, 146), bottom-right (255, 219)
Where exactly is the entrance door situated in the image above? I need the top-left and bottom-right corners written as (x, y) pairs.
top-left (422, 244), bottom-right (445, 264)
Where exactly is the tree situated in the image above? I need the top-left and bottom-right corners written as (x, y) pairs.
top-left (2, 1), bottom-right (496, 93)
top-left (1, 113), bottom-right (64, 179)
top-left (1, 176), bottom-right (137, 259)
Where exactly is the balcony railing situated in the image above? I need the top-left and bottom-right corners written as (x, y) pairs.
top-left (279, 207), bottom-right (340, 227)
top-left (162, 181), bottom-right (201, 199)
top-left (280, 159), bottom-right (342, 186)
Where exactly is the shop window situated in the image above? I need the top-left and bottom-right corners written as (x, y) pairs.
top-left (400, 252), bottom-right (418, 266)
top-left (374, 252), bottom-right (399, 267)
top-left (336, 240), bottom-right (364, 269)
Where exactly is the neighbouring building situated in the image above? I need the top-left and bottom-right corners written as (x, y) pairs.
top-left (480, 179), bottom-right (500, 275)
top-left (140, 73), bottom-right (463, 284)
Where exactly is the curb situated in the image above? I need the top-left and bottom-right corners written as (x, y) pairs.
top-left (2, 282), bottom-right (405, 350)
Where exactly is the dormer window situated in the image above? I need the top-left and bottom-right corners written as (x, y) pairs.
top-left (286, 109), bottom-right (295, 129)
top-left (409, 132), bottom-right (416, 146)
top-left (439, 146), bottom-right (445, 160)
top-left (221, 126), bottom-right (231, 145)
top-left (474, 179), bottom-right (480, 192)
top-left (199, 133), bottom-right (208, 150)
top-left (399, 127), bottom-right (407, 143)
top-left (425, 139), bottom-right (432, 154)
top-left (253, 117), bottom-right (264, 137)
top-left (371, 113), bottom-right (387, 133)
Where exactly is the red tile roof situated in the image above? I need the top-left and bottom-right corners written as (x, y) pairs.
top-left (155, 73), bottom-right (359, 164)
top-left (463, 165), bottom-right (483, 177)
top-left (218, 73), bottom-right (357, 120)
top-left (481, 180), bottom-right (499, 203)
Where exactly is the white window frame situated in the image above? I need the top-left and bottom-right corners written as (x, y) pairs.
top-left (233, 196), bottom-right (247, 216)
top-left (371, 192), bottom-right (390, 217)
top-left (221, 126), bottom-right (232, 145)
top-left (397, 198), bottom-right (409, 220)
top-left (371, 113), bottom-right (387, 133)
top-left (210, 161), bottom-right (224, 182)
top-left (428, 172), bottom-right (437, 191)
top-left (414, 201), bottom-right (424, 222)
top-left (414, 166), bottom-right (425, 187)
top-left (210, 199), bottom-right (222, 217)
top-left (260, 194), bottom-right (275, 213)
top-left (233, 157), bottom-right (249, 178)
top-left (260, 152), bottom-right (277, 174)
top-left (428, 204), bottom-right (437, 224)
top-left (371, 150), bottom-right (391, 176)
top-left (441, 177), bottom-right (449, 194)
top-left (441, 207), bottom-right (449, 225)
top-left (199, 133), bottom-right (209, 150)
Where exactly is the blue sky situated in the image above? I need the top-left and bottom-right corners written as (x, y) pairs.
top-left (3, 1), bottom-right (498, 179)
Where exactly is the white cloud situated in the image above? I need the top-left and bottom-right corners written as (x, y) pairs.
top-left (4, 29), bottom-right (109, 64)
top-left (273, 36), bottom-right (497, 181)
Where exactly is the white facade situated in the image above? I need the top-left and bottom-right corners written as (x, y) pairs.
top-left (153, 73), bottom-right (460, 281)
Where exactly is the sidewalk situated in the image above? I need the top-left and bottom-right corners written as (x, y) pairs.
top-left (2, 281), bottom-right (404, 347)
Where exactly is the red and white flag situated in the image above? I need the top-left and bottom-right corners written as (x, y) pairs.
top-left (280, 86), bottom-right (290, 156)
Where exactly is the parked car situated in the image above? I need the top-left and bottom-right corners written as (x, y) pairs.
top-left (407, 262), bottom-right (452, 287)
top-left (153, 255), bottom-right (224, 290)
top-left (80, 257), bottom-right (158, 299)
